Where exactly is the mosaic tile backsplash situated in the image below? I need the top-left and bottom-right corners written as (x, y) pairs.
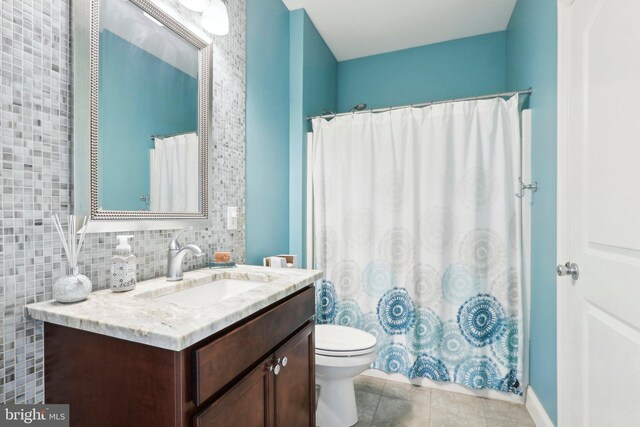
top-left (0, 0), bottom-right (247, 403)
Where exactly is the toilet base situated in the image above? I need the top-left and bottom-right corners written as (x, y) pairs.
top-left (316, 376), bottom-right (358, 427)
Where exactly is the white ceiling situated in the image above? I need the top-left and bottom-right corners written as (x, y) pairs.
top-left (281, 0), bottom-right (517, 61)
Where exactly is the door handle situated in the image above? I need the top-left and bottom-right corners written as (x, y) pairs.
top-left (557, 262), bottom-right (579, 280)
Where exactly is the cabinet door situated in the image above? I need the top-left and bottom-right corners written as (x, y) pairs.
top-left (193, 356), bottom-right (274, 427)
top-left (274, 322), bottom-right (315, 427)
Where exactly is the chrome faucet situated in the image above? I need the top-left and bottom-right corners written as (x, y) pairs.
top-left (166, 227), bottom-right (205, 281)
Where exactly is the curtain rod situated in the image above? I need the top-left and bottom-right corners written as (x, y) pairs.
top-left (150, 131), bottom-right (196, 141)
top-left (306, 88), bottom-right (533, 121)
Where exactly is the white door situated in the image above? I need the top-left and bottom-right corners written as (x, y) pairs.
top-left (559, 0), bottom-right (640, 425)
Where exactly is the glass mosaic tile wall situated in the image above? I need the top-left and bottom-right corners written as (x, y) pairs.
top-left (0, 0), bottom-right (247, 403)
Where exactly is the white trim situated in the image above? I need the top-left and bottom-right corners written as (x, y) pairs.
top-left (556, 1), bottom-right (571, 426)
top-left (362, 370), bottom-right (524, 404)
top-left (306, 132), bottom-right (314, 269)
top-left (84, 218), bottom-right (210, 233)
top-left (521, 109), bottom-right (532, 394)
top-left (526, 386), bottom-right (556, 427)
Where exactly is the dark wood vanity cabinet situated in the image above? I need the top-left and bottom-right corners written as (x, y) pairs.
top-left (274, 324), bottom-right (315, 427)
top-left (194, 323), bottom-right (314, 427)
top-left (44, 286), bottom-right (316, 427)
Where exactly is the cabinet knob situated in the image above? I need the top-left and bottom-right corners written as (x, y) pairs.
top-left (268, 360), bottom-right (281, 375)
top-left (269, 357), bottom-right (287, 375)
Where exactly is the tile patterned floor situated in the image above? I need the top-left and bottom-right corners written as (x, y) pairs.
top-left (350, 375), bottom-right (536, 427)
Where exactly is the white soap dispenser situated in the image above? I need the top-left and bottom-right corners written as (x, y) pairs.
top-left (111, 235), bottom-right (136, 292)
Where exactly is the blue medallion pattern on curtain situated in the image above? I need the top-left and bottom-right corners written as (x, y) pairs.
top-left (312, 96), bottom-right (524, 396)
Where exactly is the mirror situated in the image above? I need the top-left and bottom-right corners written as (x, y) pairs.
top-left (74, 0), bottom-right (211, 224)
top-left (99, 0), bottom-right (199, 212)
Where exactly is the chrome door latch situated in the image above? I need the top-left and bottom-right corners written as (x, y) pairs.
top-left (557, 262), bottom-right (579, 280)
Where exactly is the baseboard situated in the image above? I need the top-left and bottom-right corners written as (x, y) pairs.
top-left (525, 386), bottom-right (555, 427)
top-left (362, 369), bottom-right (524, 404)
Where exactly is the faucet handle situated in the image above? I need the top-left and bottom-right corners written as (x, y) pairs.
top-left (169, 227), bottom-right (193, 251)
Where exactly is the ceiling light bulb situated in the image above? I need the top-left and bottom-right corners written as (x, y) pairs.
top-left (201, 0), bottom-right (229, 36)
top-left (179, 0), bottom-right (210, 13)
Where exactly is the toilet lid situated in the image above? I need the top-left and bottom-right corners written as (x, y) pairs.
top-left (315, 325), bottom-right (377, 355)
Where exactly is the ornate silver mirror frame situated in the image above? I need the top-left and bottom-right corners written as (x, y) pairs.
top-left (73, 0), bottom-right (212, 230)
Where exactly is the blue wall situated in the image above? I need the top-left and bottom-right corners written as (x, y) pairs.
top-left (246, 0), bottom-right (291, 265)
top-left (98, 30), bottom-right (197, 211)
top-left (247, 17), bottom-right (560, 420)
top-left (507, 0), bottom-right (558, 423)
top-left (289, 10), bottom-right (338, 263)
top-left (337, 32), bottom-right (507, 112)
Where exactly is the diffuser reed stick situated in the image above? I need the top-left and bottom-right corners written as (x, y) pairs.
top-left (51, 214), bottom-right (90, 270)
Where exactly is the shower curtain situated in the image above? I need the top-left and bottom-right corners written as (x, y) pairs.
top-left (150, 132), bottom-right (199, 212)
top-left (312, 96), bottom-right (524, 395)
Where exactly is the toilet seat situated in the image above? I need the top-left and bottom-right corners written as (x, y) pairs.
top-left (315, 325), bottom-right (377, 357)
top-left (316, 351), bottom-right (377, 368)
top-left (316, 347), bottom-right (376, 357)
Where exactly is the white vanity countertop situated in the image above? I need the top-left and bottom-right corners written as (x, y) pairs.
top-left (25, 265), bottom-right (323, 351)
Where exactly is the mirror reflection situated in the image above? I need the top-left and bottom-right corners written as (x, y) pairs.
top-left (98, 0), bottom-right (200, 212)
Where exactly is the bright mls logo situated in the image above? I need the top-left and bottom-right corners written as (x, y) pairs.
top-left (0, 405), bottom-right (69, 427)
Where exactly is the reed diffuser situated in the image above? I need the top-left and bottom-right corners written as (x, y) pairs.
top-left (51, 214), bottom-right (92, 303)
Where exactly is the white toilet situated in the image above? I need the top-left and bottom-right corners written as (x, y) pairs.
top-left (315, 325), bottom-right (377, 427)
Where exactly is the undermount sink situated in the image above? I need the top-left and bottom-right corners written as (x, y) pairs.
top-left (153, 279), bottom-right (264, 307)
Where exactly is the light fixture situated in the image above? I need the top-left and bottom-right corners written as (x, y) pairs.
top-left (201, 0), bottom-right (229, 36)
top-left (178, 0), bottom-right (210, 13)
top-left (143, 12), bottom-right (165, 26)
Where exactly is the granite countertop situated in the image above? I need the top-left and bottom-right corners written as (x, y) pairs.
top-left (25, 265), bottom-right (323, 351)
